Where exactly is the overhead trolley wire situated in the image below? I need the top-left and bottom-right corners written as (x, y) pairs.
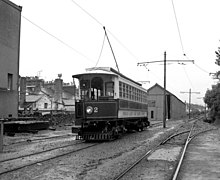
top-left (170, 0), bottom-right (200, 90)
top-left (182, 65), bottom-right (194, 88)
top-left (194, 62), bottom-right (211, 74)
top-left (22, 15), bottom-right (94, 63)
top-left (171, 0), bottom-right (185, 55)
top-left (70, 0), bottom-right (141, 64)
top-left (70, 0), bottom-right (103, 27)
top-left (184, 54), bottom-right (210, 74)
top-left (171, 1), bottom-right (209, 75)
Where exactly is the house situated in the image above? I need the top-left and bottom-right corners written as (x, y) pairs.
top-left (23, 94), bottom-right (52, 115)
top-left (19, 76), bottom-right (78, 115)
top-left (0, 0), bottom-right (22, 118)
top-left (147, 83), bottom-right (186, 121)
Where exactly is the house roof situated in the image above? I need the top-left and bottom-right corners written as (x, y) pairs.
top-left (26, 95), bottom-right (43, 103)
top-left (147, 83), bottom-right (185, 105)
top-left (63, 99), bottom-right (74, 106)
top-left (62, 91), bottom-right (74, 99)
top-left (40, 87), bottom-right (54, 97)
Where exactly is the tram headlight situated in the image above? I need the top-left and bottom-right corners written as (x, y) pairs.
top-left (86, 106), bottom-right (93, 114)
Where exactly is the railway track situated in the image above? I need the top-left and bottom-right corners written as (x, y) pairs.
top-left (0, 140), bottom-right (100, 176)
top-left (171, 121), bottom-right (217, 180)
top-left (113, 118), bottom-right (215, 180)
top-left (5, 133), bottom-right (76, 146)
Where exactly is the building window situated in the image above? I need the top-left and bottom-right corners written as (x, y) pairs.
top-left (8, 73), bottom-right (13, 90)
top-left (44, 103), bottom-right (48, 109)
top-left (151, 110), bottom-right (154, 119)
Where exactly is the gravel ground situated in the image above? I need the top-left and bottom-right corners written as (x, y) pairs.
top-left (0, 120), bottom-right (185, 180)
top-left (117, 119), bottom-right (217, 180)
top-left (2, 119), bottom-right (216, 180)
top-left (179, 128), bottom-right (220, 180)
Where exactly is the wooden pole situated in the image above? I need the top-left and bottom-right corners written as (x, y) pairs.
top-left (163, 51), bottom-right (167, 128)
top-left (189, 88), bottom-right (191, 119)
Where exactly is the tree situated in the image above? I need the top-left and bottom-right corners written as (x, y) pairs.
top-left (204, 84), bottom-right (220, 121)
top-left (204, 46), bottom-right (220, 122)
top-left (215, 47), bottom-right (220, 66)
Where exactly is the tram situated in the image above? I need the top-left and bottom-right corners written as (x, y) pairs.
top-left (73, 67), bottom-right (149, 140)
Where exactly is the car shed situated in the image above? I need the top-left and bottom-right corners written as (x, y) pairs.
top-left (147, 83), bottom-right (187, 121)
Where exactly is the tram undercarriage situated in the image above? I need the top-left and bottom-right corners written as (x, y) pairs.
top-left (76, 118), bottom-right (150, 141)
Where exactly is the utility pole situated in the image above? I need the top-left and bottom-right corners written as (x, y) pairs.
top-left (180, 89), bottom-right (200, 119)
top-left (138, 52), bottom-right (194, 128)
top-left (163, 52), bottom-right (167, 128)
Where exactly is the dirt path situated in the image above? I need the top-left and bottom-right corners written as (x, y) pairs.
top-left (179, 128), bottom-right (220, 180)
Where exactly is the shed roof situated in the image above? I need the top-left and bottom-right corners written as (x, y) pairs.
top-left (147, 83), bottom-right (185, 105)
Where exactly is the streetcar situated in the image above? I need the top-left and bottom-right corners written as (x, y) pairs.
top-left (73, 67), bottom-right (149, 140)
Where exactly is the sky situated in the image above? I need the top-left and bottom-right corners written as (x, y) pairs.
top-left (11, 0), bottom-right (220, 105)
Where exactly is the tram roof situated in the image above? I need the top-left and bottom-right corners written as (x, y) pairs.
top-left (72, 67), bottom-right (142, 86)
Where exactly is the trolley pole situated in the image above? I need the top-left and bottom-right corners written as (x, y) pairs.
top-left (180, 89), bottom-right (200, 119)
top-left (137, 52), bottom-right (194, 128)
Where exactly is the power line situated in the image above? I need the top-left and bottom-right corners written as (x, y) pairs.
top-left (22, 15), bottom-right (94, 63)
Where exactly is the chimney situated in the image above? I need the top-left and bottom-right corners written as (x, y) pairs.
top-left (35, 79), bottom-right (43, 93)
top-left (54, 78), bottom-right (63, 104)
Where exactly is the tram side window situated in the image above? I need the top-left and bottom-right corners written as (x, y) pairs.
top-left (129, 85), bottom-right (132, 99)
top-left (105, 82), bottom-right (114, 97)
top-left (125, 84), bottom-right (129, 99)
top-left (122, 83), bottom-right (126, 98)
top-left (119, 82), bottom-right (122, 98)
top-left (131, 87), bottom-right (135, 100)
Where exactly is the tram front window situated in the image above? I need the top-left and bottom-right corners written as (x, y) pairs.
top-left (80, 77), bottom-right (114, 100)
top-left (91, 77), bottom-right (103, 100)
